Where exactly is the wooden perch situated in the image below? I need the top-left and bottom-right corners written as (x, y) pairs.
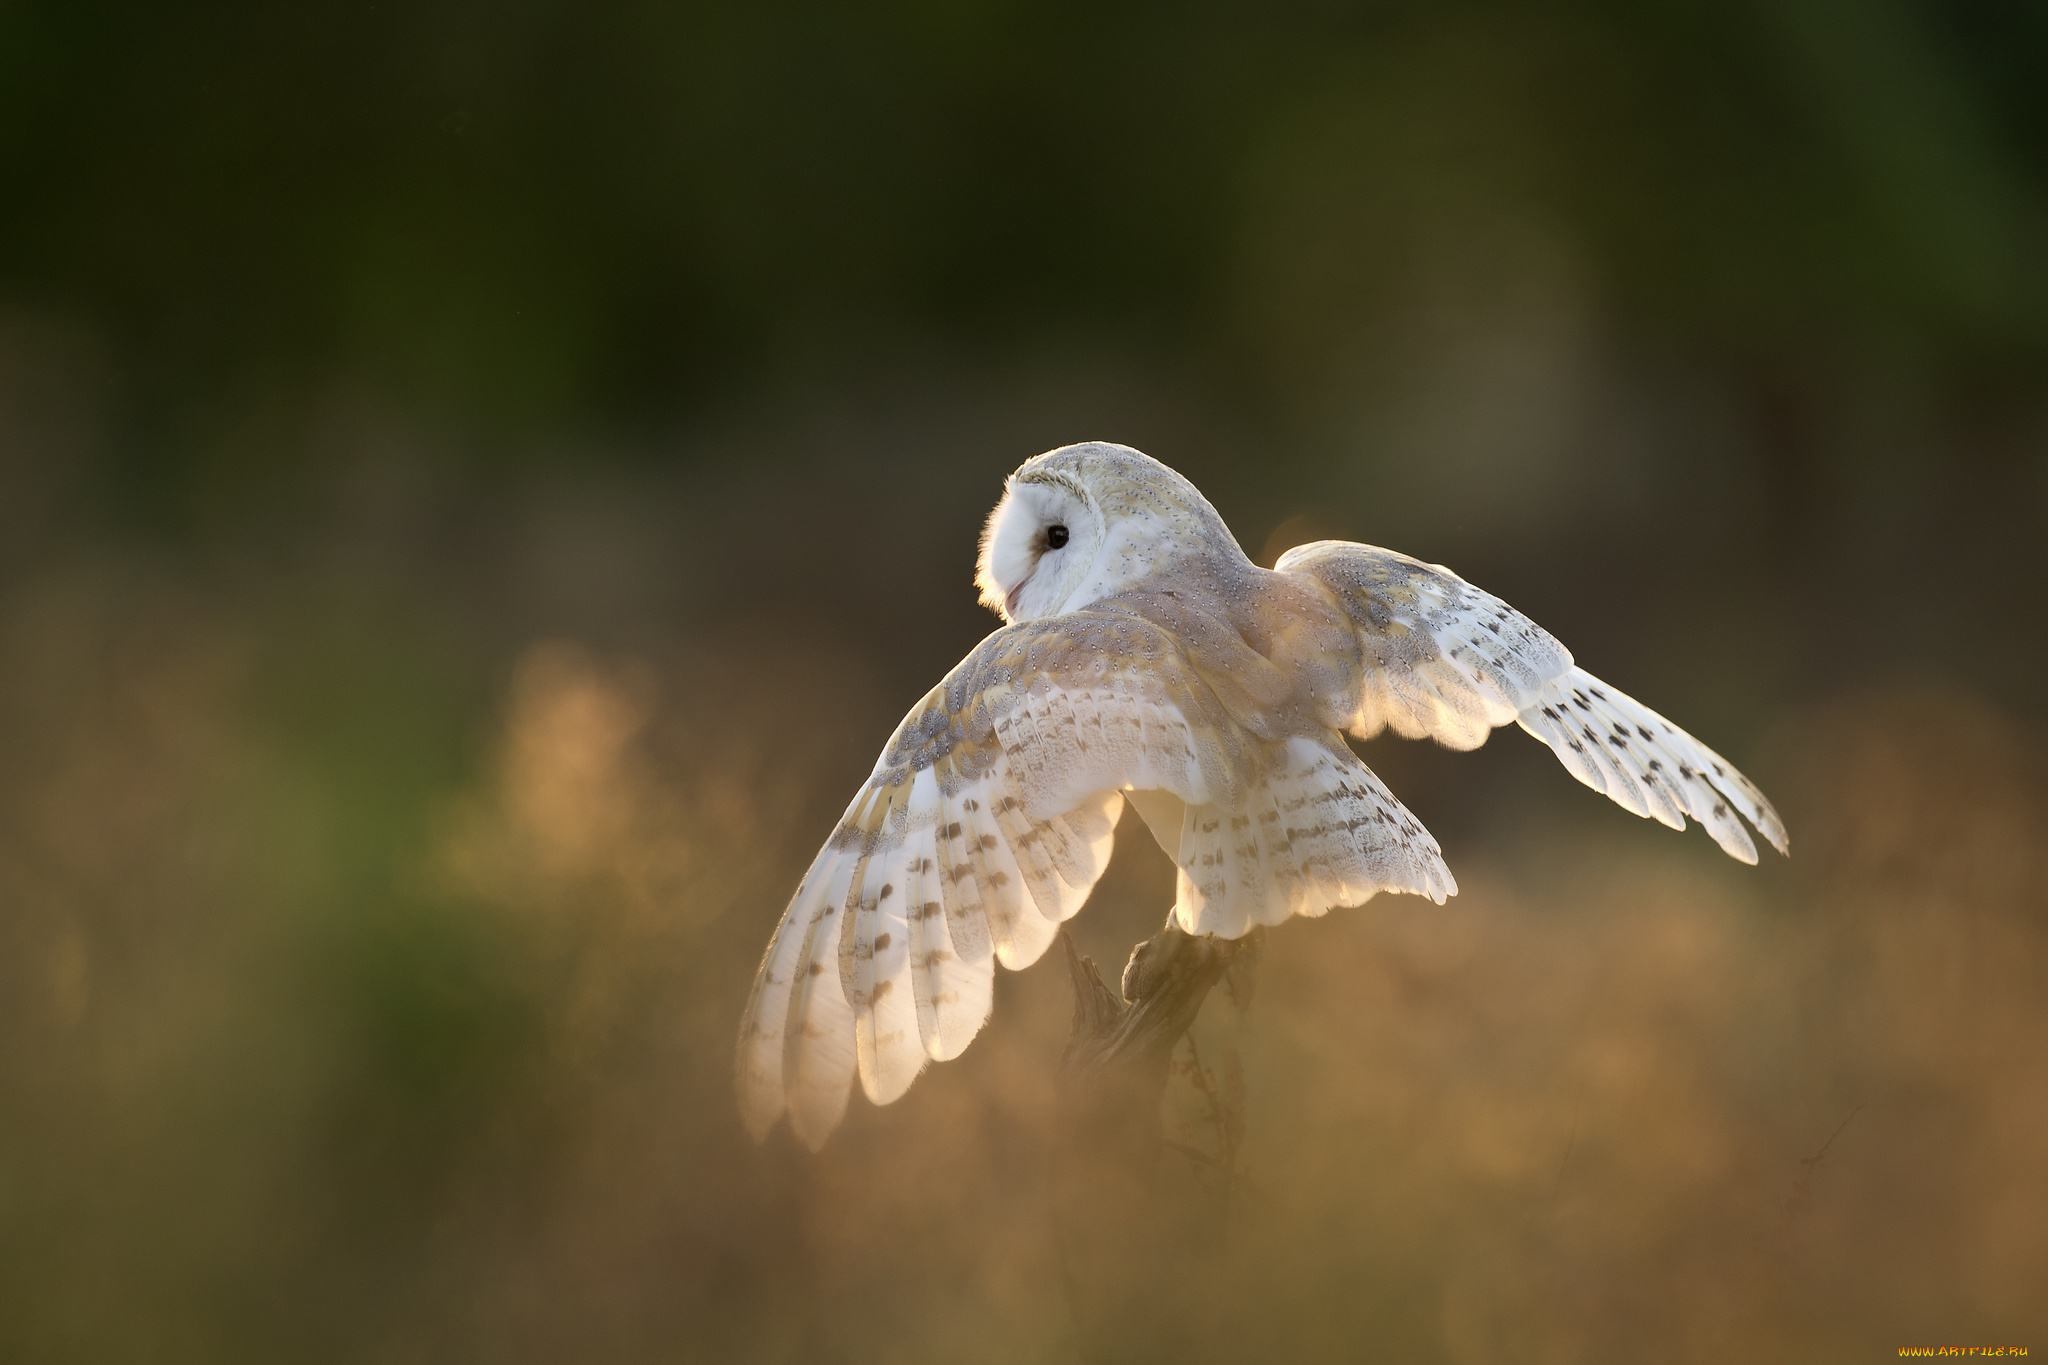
top-left (1049, 919), bottom-right (1262, 1360)
top-left (1058, 924), bottom-right (1254, 1143)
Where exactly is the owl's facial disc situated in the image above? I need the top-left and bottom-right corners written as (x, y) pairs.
top-left (975, 475), bottom-right (1101, 623)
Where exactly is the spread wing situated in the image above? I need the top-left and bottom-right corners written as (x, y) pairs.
top-left (736, 612), bottom-right (1226, 1149)
top-left (1276, 541), bottom-right (1789, 864)
top-left (735, 609), bottom-right (1449, 1149)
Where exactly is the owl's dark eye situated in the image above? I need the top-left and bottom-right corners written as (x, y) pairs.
top-left (1045, 524), bottom-right (1069, 550)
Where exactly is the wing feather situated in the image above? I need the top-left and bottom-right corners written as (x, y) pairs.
top-left (1516, 667), bottom-right (1786, 862)
top-left (735, 835), bottom-right (842, 1141)
top-left (1173, 735), bottom-right (1454, 939)
top-left (780, 838), bottom-right (862, 1148)
top-left (1278, 540), bottom-right (1785, 863)
top-left (837, 787), bottom-right (927, 1108)
top-left (900, 788), bottom-right (947, 1062)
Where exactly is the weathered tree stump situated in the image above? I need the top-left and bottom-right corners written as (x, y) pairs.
top-left (1049, 920), bottom-right (1262, 1360)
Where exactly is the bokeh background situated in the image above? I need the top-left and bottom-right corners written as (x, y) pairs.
top-left (4, 2), bottom-right (2047, 1360)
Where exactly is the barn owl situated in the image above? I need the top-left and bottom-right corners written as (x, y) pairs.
top-left (738, 442), bottom-right (1786, 1149)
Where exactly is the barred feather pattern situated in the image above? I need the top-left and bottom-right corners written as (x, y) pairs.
top-left (1515, 667), bottom-right (1788, 862)
top-left (1173, 736), bottom-right (1454, 940)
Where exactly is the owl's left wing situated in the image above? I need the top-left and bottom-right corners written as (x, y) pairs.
top-left (1276, 540), bottom-right (1788, 863)
top-left (736, 611), bottom-right (1243, 1150)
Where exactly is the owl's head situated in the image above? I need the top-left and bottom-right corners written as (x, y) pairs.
top-left (974, 442), bottom-right (1245, 623)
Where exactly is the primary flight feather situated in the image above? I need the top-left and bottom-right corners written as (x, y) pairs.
top-left (737, 442), bottom-right (1787, 1149)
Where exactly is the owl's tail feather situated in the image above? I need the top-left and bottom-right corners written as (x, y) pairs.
top-left (1172, 735), bottom-right (1455, 941)
top-left (1513, 666), bottom-right (1787, 863)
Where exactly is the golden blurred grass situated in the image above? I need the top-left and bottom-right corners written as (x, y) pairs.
top-left (1, 566), bottom-right (2043, 1362)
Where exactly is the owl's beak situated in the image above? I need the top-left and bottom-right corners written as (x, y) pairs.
top-left (1003, 575), bottom-right (1030, 619)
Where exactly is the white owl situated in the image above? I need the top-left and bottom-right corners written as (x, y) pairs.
top-left (737, 442), bottom-right (1787, 1149)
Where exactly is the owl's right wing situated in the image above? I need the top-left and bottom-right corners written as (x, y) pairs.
top-left (736, 612), bottom-right (1234, 1149)
top-left (736, 609), bottom-right (1449, 1150)
top-left (1276, 540), bottom-right (1787, 863)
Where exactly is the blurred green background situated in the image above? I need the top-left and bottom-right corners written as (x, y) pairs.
top-left (2, 1), bottom-right (2045, 1361)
